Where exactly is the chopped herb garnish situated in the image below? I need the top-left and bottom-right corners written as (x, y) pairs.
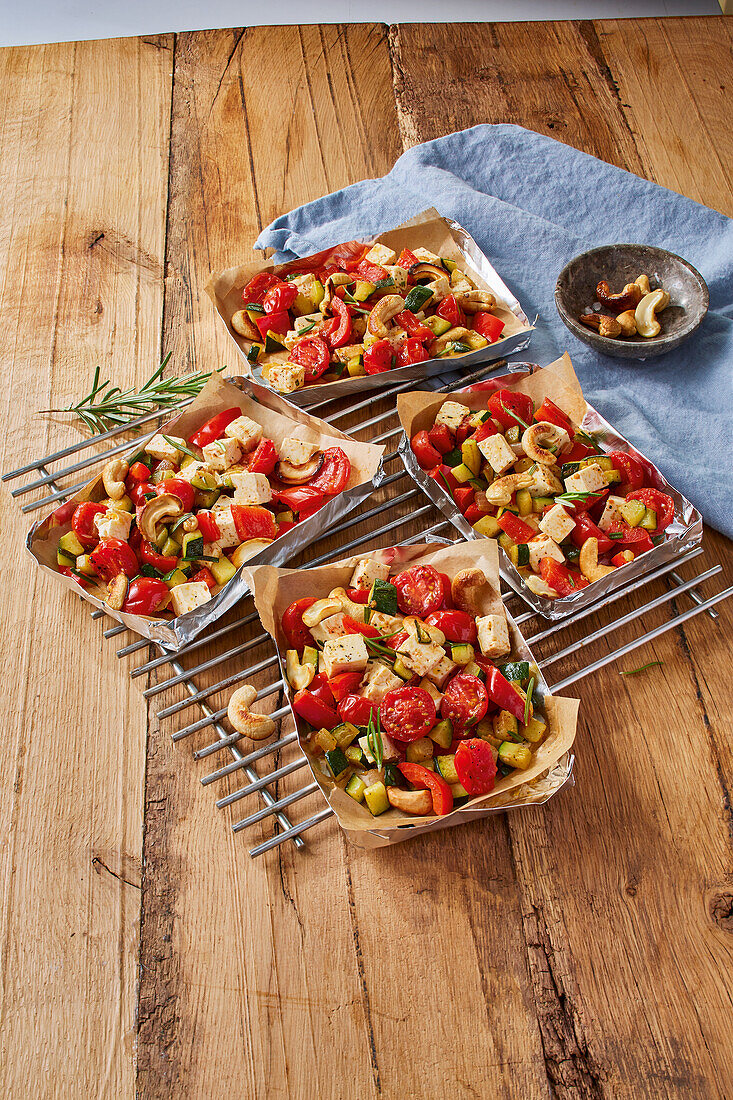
top-left (297, 320), bottom-right (316, 335)
top-left (523, 677), bottom-right (535, 726)
top-left (366, 712), bottom-right (384, 771)
top-left (161, 434), bottom-right (200, 460)
top-left (620, 661), bottom-right (663, 676)
top-left (554, 491), bottom-right (603, 504)
top-left (608, 532), bottom-right (623, 539)
top-left (575, 428), bottom-right (601, 452)
top-left (500, 401), bottom-right (529, 430)
top-left (437, 470), bottom-right (453, 497)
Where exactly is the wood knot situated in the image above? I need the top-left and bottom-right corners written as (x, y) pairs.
top-left (709, 890), bottom-right (733, 932)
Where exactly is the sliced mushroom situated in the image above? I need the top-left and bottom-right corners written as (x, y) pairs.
top-left (320, 272), bottom-right (353, 315)
top-left (230, 538), bottom-right (274, 568)
top-left (102, 458), bottom-right (129, 501)
top-left (386, 787), bottom-right (433, 815)
top-left (456, 290), bottom-right (497, 314)
top-left (451, 568), bottom-right (488, 614)
top-left (231, 309), bottom-right (261, 340)
top-left (366, 294), bottom-right (406, 338)
top-left (275, 452), bottom-right (324, 485)
top-left (227, 684), bottom-right (276, 741)
top-left (409, 261), bottom-right (448, 283)
top-left (105, 573), bottom-right (128, 611)
top-left (138, 493), bottom-right (184, 543)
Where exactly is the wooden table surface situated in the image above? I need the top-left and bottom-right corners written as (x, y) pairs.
top-left (2, 16), bottom-right (732, 1099)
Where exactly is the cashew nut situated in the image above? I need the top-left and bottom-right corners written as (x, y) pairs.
top-left (525, 574), bottom-right (560, 598)
top-left (366, 294), bottom-right (406, 338)
top-left (227, 684), bottom-right (276, 741)
top-left (138, 493), bottom-right (184, 543)
top-left (595, 280), bottom-right (643, 313)
top-left (521, 422), bottom-right (571, 465)
top-left (105, 573), bottom-right (128, 611)
top-left (579, 314), bottom-right (622, 338)
top-left (579, 537), bottom-right (615, 583)
top-left (634, 290), bottom-right (670, 338)
top-left (429, 327), bottom-right (471, 356)
top-left (286, 650), bottom-right (316, 692)
top-left (320, 272), bottom-right (355, 316)
top-left (328, 587), bottom-right (367, 622)
top-left (302, 597), bottom-right (342, 628)
top-left (635, 274), bottom-right (651, 296)
top-left (451, 568), bottom-right (488, 614)
top-left (182, 515), bottom-right (199, 533)
top-left (231, 309), bottom-right (260, 341)
top-left (102, 458), bottom-right (129, 501)
top-left (484, 472), bottom-right (535, 507)
top-left (615, 310), bottom-right (638, 337)
top-left (455, 290), bottom-right (496, 314)
top-left (386, 786), bottom-right (433, 815)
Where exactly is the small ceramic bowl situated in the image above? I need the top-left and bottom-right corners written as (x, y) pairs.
top-left (555, 244), bottom-right (709, 360)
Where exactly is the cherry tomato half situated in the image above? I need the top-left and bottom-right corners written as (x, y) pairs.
top-left (263, 282), bottom-right (298, 314)
top-left (440, 673), bottom-right (488, 731)
top-left (425, 609), bottom-right (477, 644)
top-left (625, 488), bottom-right (675, 532)
top-left (436, 294), bottom-right (465, 328)
top-left (362, 339), bottom-right (394, 375)
top-left (488, 389), bottom-right (533, 431)
top-left (289, 335), bottom-right (330, 382)
top-left (282, 597), bottom-right (317, 652)
top-left (122, 576), bottom-right (170, 616)
top-left (305, 447), bottom-right (351, 495)
top-left (454, 738), bottom-right (497, 796)
top-left (90, 538), bottom-right (139, 582)
top-left (393, 564), bottom-right (444, 617)
top-left (231, 505), bottom-right (278, 542)
top-left (72, 501), bottom-right (107, 549)
top-left (380, 686), bottom-right (437, 743)
top-left (243, 272), bottom-right (282, 305)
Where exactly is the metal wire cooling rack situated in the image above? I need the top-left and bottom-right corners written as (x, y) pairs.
top-left (6, 363), bottom-right (732, 856)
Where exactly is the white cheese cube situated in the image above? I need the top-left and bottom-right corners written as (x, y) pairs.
top-left (309, 612), bottom-right (348, 643)
top-left (527, 535), bottom-right (565, 573)
top-left (229, 471), bottom-right (272, 506)
top-left (207, 506), bottom-right (239, 549)
top-left (529, 466), bottom-right (563, 498)
top-left (145, 433), bottom-right (186, 463)
top-left (349, 558), bottom-right (391, 591)
top-left (435, 400), bottom-right (471, 433)
top-left (361, 662), bottom-right (403, 703)
top-left (364, 243), bottom-right (396, 266)
top-left (476, 613), bottom-right (511, 659)
top-left (598, 494), bottom-right (627, 532)
top-left (294, 311), bottom-right (322, 333)
top-left (384, 265), bottom-right (408, 291)
top-left (177, 459), bottom-right (212, 484)
top-left (449, 274), bottom-right (473, 295)
top-left (322, 634), bottom-right (369, 679)
top-left (169, 581), bottom-right (212, 617)
top-left (95, 508), bottom-right (133, 541)
top-left (396, 634), bottom-right (446, 677)
top-left (291, 273), bottom-right (322, 301)
top-left (269, 363), bottom-right (305, 394)
top-left (333, 343), bottom-right (366, 364)
top-left (477, 433), bottom-right (517, 475)
top-left (412, 247), bottom-right (442, 264)
top-left (369, 611), bottom-right (404, 635)
top-left (202, 437), bottom-right (242, 472)
top-left (224, 415), bottom-right (262, 452)
top-left (539, 504), bottom-right (576, 543)
top-left (564, 462), bottom-right (606, 495)
top-left (279, 435), bottom-right (321, 467)
top-left (425, 656), bottom-right (456, 689)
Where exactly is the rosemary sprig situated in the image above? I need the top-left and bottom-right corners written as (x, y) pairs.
top-left (40, 355), bottom-right (225, 435)
top-left (500, 401), bottom-right (529, 430)
top-left (524, 676), bottom-right (535, 726)
top-left (575, 428), bottom-right (601, 452)
top-left (366, 712), bottom-right (384, 771)
top-left (161, 434), bottom-right (200, 461)
top-left (554, 490), bottom-right (603, 505)
top-left (620, 661), bottom-right (663, 676)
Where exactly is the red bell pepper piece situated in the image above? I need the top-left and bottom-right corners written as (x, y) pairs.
top-left (571, 513), bottom-right (614, 554)
top-left (428, 465), bottom-right (460, 497)
top-left (474, 421), bottom-right (498, 442)
top-left (293, 686), bottom-right (338, 730)
top-left (255, 309), bottom-right (290, 342)
top-left (191, 567), bottom-right (216, 590)
top-left (534, 398), bottom-right (573, 433)
top-left (611, 550), bottom-right (634, 567)
top-left (324, 296), bottom-right (353, 348)
top-left (342, 616), bottom-right (380, 639)
top-left (196, 511), bottom-right (220, 543)
top-left (356, 258), bottom-right (388, 282)
top-left (247, 438), bottom-right (279, 475)
top-left (497, 512), bottom-right (536, 544)
top-left (139, 540), bottom-right (178, 574)
top-left (453, 486), bottom-right (475, 514)
top-left (189, 408), bottom-right (241, 449)
top-left (394, 310), bottom-right (433, 341)
top-left (397, 762), bottom-right (453, 816)
top-left (411, 431), bottom-right (442, 471)
top-left (427, 422), bottom-right (454, 455)
top-left (539, 557), bottom-right (588, 596)
top-left (484, 666), bottom-right (526, 722)
top-left (337, 694), bottom-right (378, 727)
top-left (346, 587), bottom-right (369, 604)
top-left (472, 312), bottom-right (505, 343)
top-left (396, 248), bottom-right (418, 268)
top-left (562, 441), bottom-right (594, 463)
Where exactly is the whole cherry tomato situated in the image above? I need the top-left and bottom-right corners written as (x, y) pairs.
top-left (90, 538), bottom-right (138, 581)
top-left (263, 282), bottom-right (298, 314)
top-left (157, 477), bottom-right (194, 512)
top-left (337, 694), bottom-right (379, 727)
top-left (608, 450), bottom-right (646, 493)
top-left (454, 738), bottom-right (497, 795)
top-left (122, 576), bottom-right (170, 616)
top-left (72, 502), bottom-right (107, 549)
top-left (282, 598), bottom-right (317, 652)
top-left (242, 272), bottom-right (282, 305)
top-left (362, 339), bottom-right (394, 375)
top-left (411, 431), bottom-right (442, 471)
top-left (129, 480), bottom-right (156, 507)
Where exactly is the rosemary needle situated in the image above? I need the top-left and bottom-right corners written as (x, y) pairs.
top-left (620, 661), bottom-right (663, 676)
top-left (41, 354), bottom-right (225, 435)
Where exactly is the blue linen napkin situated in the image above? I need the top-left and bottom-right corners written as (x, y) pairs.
top-left (256, 124), bottom-right (732, 537)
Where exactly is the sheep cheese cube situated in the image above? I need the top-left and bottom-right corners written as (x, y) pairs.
top-left (385, 265), bottom-right (408, 291)
top-left (279, 435), bottom-right (321, 467)
top-left (203, 436), bottom-right (242, 472)
top-left (170, 581), bottom-right (212, 617)
top-left (322, 634), bottom-right (369, 679)
top-left (269, 362), bottom-right (305, 394)
top-left (349, 558), bottom-right (391, 591)
top-left (145, 433), bottom-right (186, 463)
top-left (564, 462), bottom-right (606, 495)
top-left (529, 466), bottom-right (563, 498)
top-left (396, 634), bottom-right (445, 677)
top-left (363, 243), bottom-right (396, 266)
top-left (477, 433), bottom-right (517, 475)
top-left (527, 535), bottom-right (565, 573)
top-left (425, 656), bottom-right (456, 689)
top-left (294, 311), bottom-right (322, 333)
top-left (333, 343), bottom-right (366, 364)
top-left (224, 415), bottom-right (262, 452)
top-left (369, 611), bottom-right (404, 635)
top-left (539, 504), bottom-right (576, 543)
top-left (435, 400), bottom-right (471, 433)
top-left (309, 612), bottom-right (348, 644)
top-left (476, 613), bottom-right (511, 659)
top-left (361, 662), bottom-right (403, 703)
top-left (412, 247), bottom-right (442, 264)
top-left (177, 459), bottom-right (212, 484)
top-left (207, 506), bottom-right (239, 549)
top-left (229, 471), bottom-right (272, 506)
top-left (598, 494), bottom-right (627, 532)
top-left (95, 508), bottom-right (133, 541)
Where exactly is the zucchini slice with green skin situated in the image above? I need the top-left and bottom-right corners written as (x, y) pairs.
top-left (369, 578), bottom-right (398, 616)
top-left (403, 285), bottom-right (434, 313)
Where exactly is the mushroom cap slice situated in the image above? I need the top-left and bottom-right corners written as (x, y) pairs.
top-left (138, 493), bottom-right (184, 543)
top-left (409, 261), bottom-right (448, 282)
top-left (230, 539), bottom-right (274, 568)
top-left (275, 452), bottom-right (324, 485)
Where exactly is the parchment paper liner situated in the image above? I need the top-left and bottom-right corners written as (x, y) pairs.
top-left (26, 373), bottom-right (385, 648)
top-left (206, 208), bottom-right (533, 405)
top-left (397, 353), bottom-right (703, 621)
top-left (243, 540), bottom-right (578, 849)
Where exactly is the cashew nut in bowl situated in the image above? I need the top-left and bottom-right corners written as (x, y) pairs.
top-left (366, 294), bottom-right (406, 338)
top-left (227, 684), bottom-right (277, 742)
top-left (579, 313), bottom-right (622, 338)
top-left (484, 471), bottom-right (535, 507)
top-left (451, 568), bottom-right (488, 614)
top-left (102, 457), bottom-right (129, 501)
top-left (615, 310), bottom-right (638, 337)
top-left (387, 787), bottom-right (433, 815)
top-left (579, 538), bottom-right (615, 583)
top-left (429, 326), bottom-right (471, 356)
top-left (456, 290), bottom-right (496, 314)
top-left (635, 274), bottom-right (651, 297)
top-left (595, 280), bottom-right (643, 313)
top-left (635, 290), bottom-right (670, 338)
top-left (521, 422), bottom-right (571, 465)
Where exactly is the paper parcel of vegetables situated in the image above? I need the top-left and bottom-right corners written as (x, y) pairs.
top-left (244, 540), bottom-right (578, 849)
top-left (206, 208), bottom-right (533, 405)
top-left (26, 373), bottom-right (385, 648)
top-left (397, 353), bottom-right (702, 621)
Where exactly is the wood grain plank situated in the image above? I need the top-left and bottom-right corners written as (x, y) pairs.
top-left (390, 16), bottom-right (733, 1099)
top-left (136, 25), bottom-right (408, 1099)
top-left (0, 35), bottom-right (172, 1097)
